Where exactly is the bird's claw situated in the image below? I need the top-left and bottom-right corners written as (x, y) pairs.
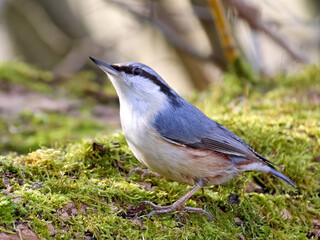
top-left (137, 200), bottom-right (212, 222)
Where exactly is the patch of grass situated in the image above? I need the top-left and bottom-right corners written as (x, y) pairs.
top-left (0, 64), bottom-right (319, 239)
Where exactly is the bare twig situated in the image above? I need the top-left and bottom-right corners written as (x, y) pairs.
top-left (224, 0), bottom-right (308, 63)
top-left (207, 0), bottom-right (239, 63)
top-left (17, 227), bottom-right (23, 240)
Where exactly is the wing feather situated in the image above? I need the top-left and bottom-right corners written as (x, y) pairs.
top-left (152, 101), bottom-right (277, 167)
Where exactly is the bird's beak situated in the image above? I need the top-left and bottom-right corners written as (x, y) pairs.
top-left (89, 56), bottom-right (119, 76)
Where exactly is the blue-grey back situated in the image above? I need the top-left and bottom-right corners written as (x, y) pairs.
top-left (152, 97), bottom-right (268, 162)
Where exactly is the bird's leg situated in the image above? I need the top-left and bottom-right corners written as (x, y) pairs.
top-left (138, 182), bottom-right (212, 221)
top-left (127, 167), bottom-right (162, 179)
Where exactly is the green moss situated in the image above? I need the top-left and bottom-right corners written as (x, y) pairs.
top-left (0, 62), bottom-right (118, 154)
top-left (0, 61), bottom-right (52, 92)
top-left (0, 64), bottom-right (319, 239)
top-left (0, 111), bottom-right (110, 154)
top-left (229, 57), bottom-right (258, 85)
top-left (278, 64), bottom-right (320, 88)
top-left (0, 195), bottom-right (18, 225)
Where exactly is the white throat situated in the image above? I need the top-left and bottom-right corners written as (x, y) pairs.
top-left (108, 74), bottom-right (167, 141)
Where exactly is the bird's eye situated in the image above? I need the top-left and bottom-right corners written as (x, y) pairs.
top-left (132, 67), bottom-right (141, 75)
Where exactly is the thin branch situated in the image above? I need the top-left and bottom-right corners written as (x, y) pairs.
top-left (207, 0), bottom-right (239, 63)
top-left (224, 0), bottom-right (308, 63)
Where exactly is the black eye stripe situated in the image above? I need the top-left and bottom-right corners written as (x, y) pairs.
top-left (139, 70), bottom-right (181, 107)
top-left (111, 65), bottom-right (132, 74)
top-left (110, 64), bottom-right (182, 107)
top-left (111, 65), bottom-right (119, 70)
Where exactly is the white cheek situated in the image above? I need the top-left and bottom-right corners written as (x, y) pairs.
top-left (108, 74), bottom-right (159, 101)
top-left (107, 75), bottom-right (126, 97)
top-left (119, 87), bottom-right (167, 126)
top-left (106, 72), bottom-right (169, 154)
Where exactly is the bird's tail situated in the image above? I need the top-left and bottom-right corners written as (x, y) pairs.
top-left (232, 157), bottom-right (296, 187)
top-left (268, 167), bottom-right (296, 187)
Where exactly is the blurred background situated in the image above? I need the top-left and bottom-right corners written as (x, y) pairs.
top-left (0, 0), bottom-right (319, 154)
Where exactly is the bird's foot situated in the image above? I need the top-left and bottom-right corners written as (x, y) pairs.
top-left (127, 167), bottom-right (162, 179)
top-left (138, 200), bottom-right (212, 222)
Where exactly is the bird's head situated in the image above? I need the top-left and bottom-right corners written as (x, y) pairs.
top-left (89, 56), bottom-right (181, 110)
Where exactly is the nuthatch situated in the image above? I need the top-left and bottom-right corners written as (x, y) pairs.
top-left (89, 56), bottom-right (295, 221)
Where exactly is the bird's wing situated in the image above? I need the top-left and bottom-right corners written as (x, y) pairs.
top-left (152, 102), bottom-right (276, 167)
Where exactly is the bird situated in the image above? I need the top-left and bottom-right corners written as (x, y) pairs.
top-left (89, 56), bottom-right (295, 221)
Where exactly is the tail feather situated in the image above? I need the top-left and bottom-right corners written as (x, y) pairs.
top-left (230, 156), bottom-right (296, 187)
top-left (268, 168), bottom-right (296, 187)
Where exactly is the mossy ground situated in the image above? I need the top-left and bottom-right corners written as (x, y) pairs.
top-left (0, 62), bottom-right (118, 154)
top-left (0, 63), bottom-right (319, 239)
